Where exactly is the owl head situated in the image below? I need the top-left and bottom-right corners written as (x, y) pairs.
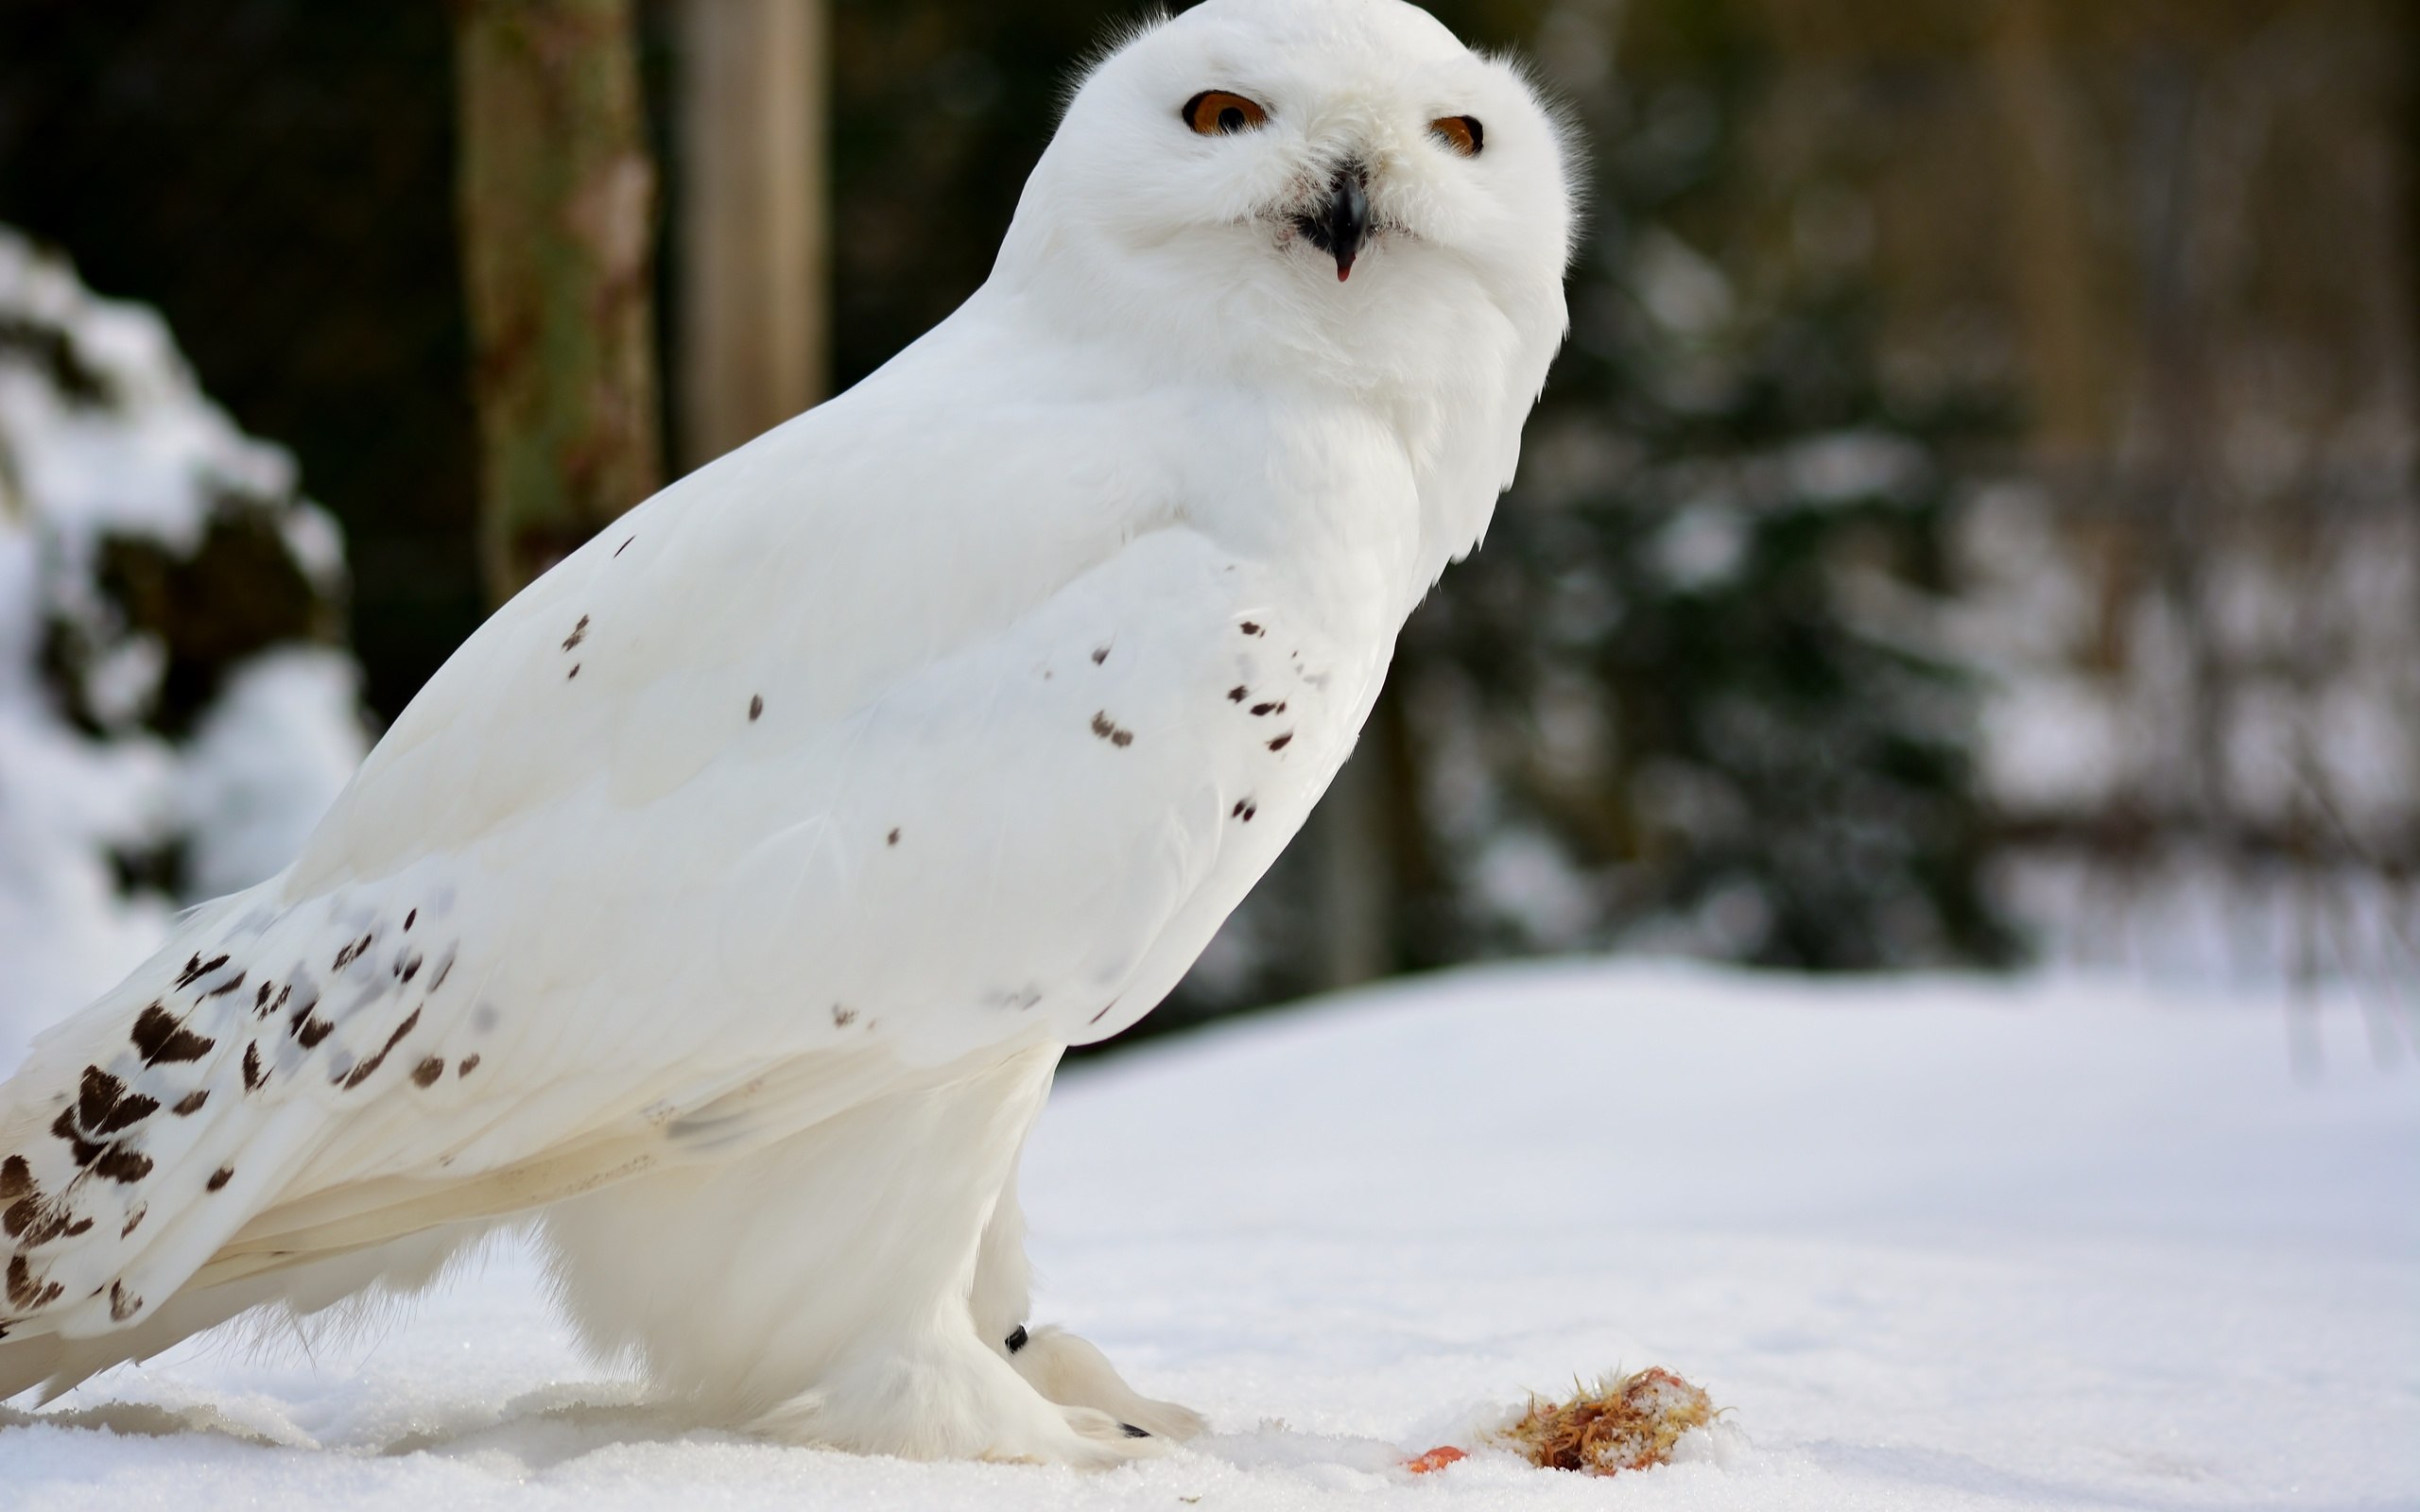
top-left (992, 0), bottom-right (1580, 554)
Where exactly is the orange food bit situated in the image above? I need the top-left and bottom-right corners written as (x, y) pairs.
top-left (1407, 1445), bottom-right (1469, 1474)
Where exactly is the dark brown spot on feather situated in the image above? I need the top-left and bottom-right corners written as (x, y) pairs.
top-left (887, 828), bottom-right (900, 846)
top-left (94, 1145), bottom-right (152, 1183)
top-left (6, 1197), bottom-right (68, 1246)
top-left (50, 1108), bottom-right (102, 1166)
top-left (297, 1017), bottom-right (333, 1050)
top-left (255, 981), bottom-right (273, 1010)
top-left (1240, 621), bottom-right (1262, 636)
top-left (1091, 645), bottom-right (1109, 664)
top-left (1267, 732), bottom-right (1293, 751)
top-left (121, 1206), bottom-right (145, 1238)
top-left (173, 954), bottom-right (228, 989)
top-left (749, 694), bottom-right (763, 721)
top-left (1089, 998), bottom-right (1120, 1025)
top-left (9, 1255), bottom-right (59, 1310)
top-left (1228, 686), bottom-right (1248, 702)
top-left (243, 1042), bottom-right (268, 1091)
top-left (397, 953), bottom-right (423, 983)
top-left (131, 1004), bottom-right (214, 1064)
top-left (1090, 712), bottom-right (1134, 747)
top-left (206, 1166), bottom-right (233, 1193)
top-left (568, 663), bottom-right (580, 679)
top-left (1251, 702), bottom-right (1277, 715)
top-left (562, 614), bottom-right (589, 651)
top-left (405, 909), bottom-right (417, 931)
top-left (109, 1280), bottom-right (139, 1321)
top-left (80, 1068), bottom-right (158, 1134)
top-left (832, 1005), bottom-right (857, 1027)
top-left (61, 1215), bottom-right (91, 1237)
top-left (173, 1090), bottom-right (208, 1116)
top-left (410, 1057), bottom-right (444, 1088)
top-left (458, 1055), bottom-right (480, 1076)
top-left (0, 1156), bottom-right (29, 1200)
top-left (615, 536), bottom-right (633, 557)
top-left (75, 1068), bottom-right (120, 1125)
top-left (333, 933), bottom-right (374, 972)
top-left (202, 970), bottom-right (246, 999)
top-left (341, 1009), bottom-right (421, 1090)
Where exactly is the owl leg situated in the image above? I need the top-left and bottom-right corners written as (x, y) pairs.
top-left (974, 1164), bottom-right (1207, 1442)
top-left (544, 1041), bottom-right (1165, 1464)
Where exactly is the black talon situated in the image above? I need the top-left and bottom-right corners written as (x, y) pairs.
top-left (1005, 1324), bottom-right (1028, 1354)
top-left (1120, 1422), bottom-right (1150, 1438)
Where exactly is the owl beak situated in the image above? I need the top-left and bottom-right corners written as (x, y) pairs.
top-left (1295, 163), bottom-right (1371, 282)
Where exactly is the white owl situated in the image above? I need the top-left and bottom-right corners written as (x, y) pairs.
top-left (0, 0), bottom-right (1573, 1464)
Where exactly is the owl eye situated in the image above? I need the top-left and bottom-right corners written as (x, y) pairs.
top-left (1183, 90), bottom-right (1270, 136)
top-left (1429, 115), bottom-right (1484, 157)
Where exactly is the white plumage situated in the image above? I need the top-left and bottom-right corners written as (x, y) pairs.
top-left (0, 0), bottom-right (1572, 1463)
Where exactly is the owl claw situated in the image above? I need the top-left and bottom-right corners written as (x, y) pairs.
top-left (1005, 1323), bottom-right (1206, 1442)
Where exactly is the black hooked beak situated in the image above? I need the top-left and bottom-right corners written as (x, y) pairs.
top-left (1293, 163), bottom-right (1371, 282)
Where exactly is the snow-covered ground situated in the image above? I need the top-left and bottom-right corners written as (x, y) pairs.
top-left (0, 961), bottom-right (2411, 1510)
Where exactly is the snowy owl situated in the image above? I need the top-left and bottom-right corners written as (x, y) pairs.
top-left (0, 0), bottom-right (1573, 1464)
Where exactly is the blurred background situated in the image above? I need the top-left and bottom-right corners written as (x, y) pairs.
top-left (0, 0), bottom-right (2411, 1054)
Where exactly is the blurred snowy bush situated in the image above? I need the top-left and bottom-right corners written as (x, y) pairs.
top-left (0, 228), bottom-right (366, 1050)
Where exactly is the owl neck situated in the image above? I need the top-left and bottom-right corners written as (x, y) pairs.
top-left (985, 235), bottom-right (1532, 598)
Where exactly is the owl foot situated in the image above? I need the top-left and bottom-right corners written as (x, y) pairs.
top-left (1004, 1322), bottom-right (1208, 1442)
top-left (748, 1326), bottom-right (1170, 1466)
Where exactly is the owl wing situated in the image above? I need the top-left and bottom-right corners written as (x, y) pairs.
top-left (0, 354), bottom-right (1374, 1366)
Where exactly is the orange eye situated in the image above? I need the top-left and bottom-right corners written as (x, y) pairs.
top-left (1183, 90), bottom-right (1270, 136)
top-left (1430, 115), bottom-right (1483, 157)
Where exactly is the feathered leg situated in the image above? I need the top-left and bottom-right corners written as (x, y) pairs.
top-left (540, 1042), bottom-right (1158, 1464)
top-left (973, 1164), bottom-right (1204, 1441)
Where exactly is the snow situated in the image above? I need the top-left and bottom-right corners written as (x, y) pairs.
top-left (176, 648), bottom-right (366, 899)
top-left (1, 960), bottom-right (2410, 1510)
top-left (0, 228), bottom-right (368, 1047)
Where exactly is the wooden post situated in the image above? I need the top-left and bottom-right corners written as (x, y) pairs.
top-left (1981, 0), bottom-right (2106, 464)
top-left (676, 0), bottom-right (827, 471)
top-left (453, 0), bottom-right (663, 606)
top-left (1312, 740), bottom-right (1393, 992)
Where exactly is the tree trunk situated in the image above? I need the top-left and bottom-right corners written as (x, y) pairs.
top-left (675, 0), bottom-right (828, 472)
top-left (1311, 739), bottom-right (1392, 992)
top-left (453, 0), bottom-right (662, 606)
